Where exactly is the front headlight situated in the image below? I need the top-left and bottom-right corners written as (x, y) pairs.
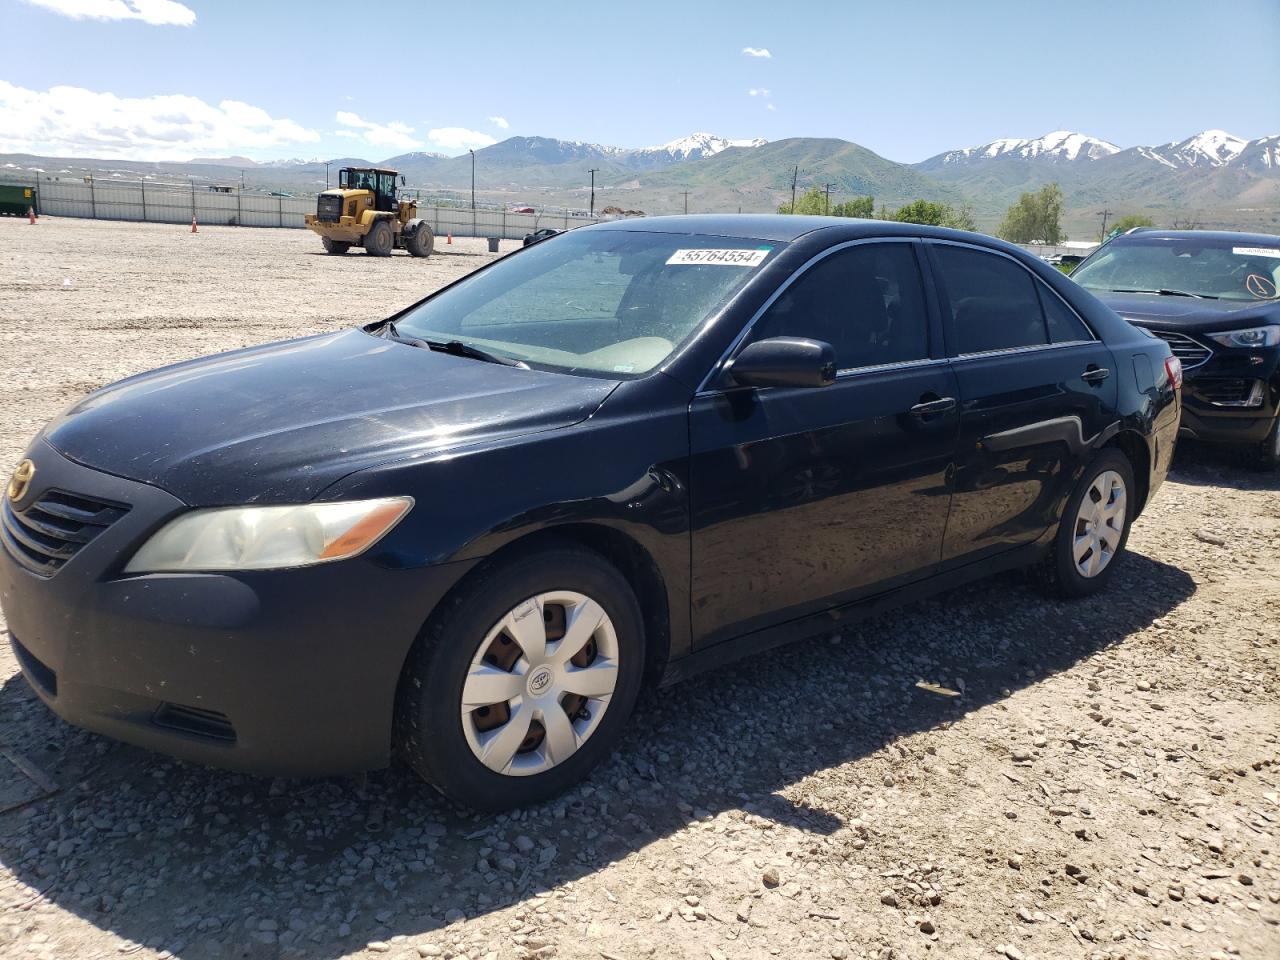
top-left (124, 497), bottom-right (413, 573)
top-left (1204, 325), bottom-right (1280, 349)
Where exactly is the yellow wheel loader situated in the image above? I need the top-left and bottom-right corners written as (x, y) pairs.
top-left (304, 167), bottom-right (434, 258)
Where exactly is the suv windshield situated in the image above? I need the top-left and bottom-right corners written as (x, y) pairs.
top-left (393, 230), bottom-right (779, 377)
top-left (1073, 235), bottom-right (1280, 302)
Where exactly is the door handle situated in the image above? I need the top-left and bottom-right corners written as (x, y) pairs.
top-left (1081, 366), bottom-right (1111, 384)
top-left (910, 396), bottom-right (957, 419)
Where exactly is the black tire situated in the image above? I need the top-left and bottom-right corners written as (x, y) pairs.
top-left (1256, 418), bottom-right (1280, 470)
top-left (321, 237), bottom-right (350, 255)
top-left (1033, 447), bottom-right (1135, 599)
top-left (364, 219), bottom-right (393, 257)
top-left (395, 546), bottom-right (646, 811)
top-left (405, 221), bottom-right (434, 258)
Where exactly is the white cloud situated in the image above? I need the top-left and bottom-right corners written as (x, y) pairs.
top-left (741, 46), bottom-right (772, 58)
top-left (488, 116), bottom-right (509, 130)
top-left (334, 111), bottom-right (419, 151)
top-left (23, 0), bottom-right (196, 26)
top-left (0, 80), bottom-right (318, 160)
top-left (426, 127), bottom-right (497, 153)
top-left (766, 103), bottom-right (777, 112)
top-left (748, 88), bottom-right (771, 97)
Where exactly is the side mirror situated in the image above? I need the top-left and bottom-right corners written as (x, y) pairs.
top-left (400, 175), bottom-right (406, 186)
top-left (728, 337), bottom-right (837, 389)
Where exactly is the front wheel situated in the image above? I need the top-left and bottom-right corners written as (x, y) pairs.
top-left (1256, 417), bottom-right (1280, 470)
top-left (321, 237), bottom-right (350, 255)
top-left (364, 219), bottom-right (393, 257)
top-left (395, 546), bottom-right (645, 811)
top-left (1034, 448), bottom-right (1134, 598)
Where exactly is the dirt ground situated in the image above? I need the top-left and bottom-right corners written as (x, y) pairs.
top-left (0, 217), bottom-right (1277, 960)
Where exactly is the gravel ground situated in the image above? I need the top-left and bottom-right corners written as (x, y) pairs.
top-left (0, 217), bottom-right (1277, 960)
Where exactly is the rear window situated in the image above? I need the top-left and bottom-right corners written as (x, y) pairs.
top-left (932, 245), bottom-right (1049, 354)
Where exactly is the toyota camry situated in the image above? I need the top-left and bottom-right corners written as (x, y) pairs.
top-left (2, 216), bottom-right (1181, 810)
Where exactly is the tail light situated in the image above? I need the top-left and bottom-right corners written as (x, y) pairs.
top-left (1164, 355), bottom-right (1183, 390)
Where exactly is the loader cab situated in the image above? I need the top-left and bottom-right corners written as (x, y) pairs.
top-left (339, 167), bottom-right (402, 213)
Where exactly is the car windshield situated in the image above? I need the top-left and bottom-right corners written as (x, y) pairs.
top-left (1072, 235), bottom-right (1280, 302)
top-left (392, 230), bottom-right (780, 377)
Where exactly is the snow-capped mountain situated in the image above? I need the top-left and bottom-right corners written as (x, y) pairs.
top-left (928, 131), bottom-right (1120, 167)
top-left (1234, 135), bottom-right (1280, 172)
top-left (642, 132), bottom-right (768, 161)
top-left (1141, 130), bottom-right (1247, 168)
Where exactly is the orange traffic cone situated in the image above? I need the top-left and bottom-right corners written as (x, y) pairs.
top-left (28, 206), bottom-right (36, 224)
top-left (447, 232), bottom-right (452, 245)
top-left (191, 215), bottom-right (198, 233)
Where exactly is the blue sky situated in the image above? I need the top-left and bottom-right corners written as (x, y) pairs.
top-left (3, 0), bottom-right (1278, 163)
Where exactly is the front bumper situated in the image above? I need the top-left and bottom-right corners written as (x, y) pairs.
top-left (1142, 330), bottom-right (1279, 445)
top-left (1, 442), bottom-right (474, 776)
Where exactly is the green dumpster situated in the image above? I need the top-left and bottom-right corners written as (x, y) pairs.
top-left (0, 184), bottom-right (38, 216)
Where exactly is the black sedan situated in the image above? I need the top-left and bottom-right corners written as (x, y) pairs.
top-left (1, 216), bottom-right (1180, 810)
top-left (1071, 230), bottom-right (1280, 467)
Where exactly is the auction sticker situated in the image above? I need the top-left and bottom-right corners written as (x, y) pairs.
top-left (1234, 246), bottom-right (1280, 259)
top-left (666, 248), bottom-right (770, 267)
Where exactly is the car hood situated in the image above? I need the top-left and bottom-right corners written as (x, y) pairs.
top-left (1091, 291), bottom-right (1280, 333)
top-left (42, 330), bottom-right (618, 505)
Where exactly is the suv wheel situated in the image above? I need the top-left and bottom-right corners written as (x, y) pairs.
top-left (1034, 448), bottom-right (1134, 598)
top-left (395, 547), bottom-right (645, 810)
top-left (1257, 417), bottom-right (1280, 470)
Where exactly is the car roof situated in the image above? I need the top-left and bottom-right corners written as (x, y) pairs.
top-left (1115, 228), bottom-right (1280, 245)
top-left (585, 213), bottom-right (1017, 249)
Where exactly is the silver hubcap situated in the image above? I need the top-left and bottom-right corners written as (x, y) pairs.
top-left (1073, 470), bottom-right (1127, 578)
top-left (460, 591), bottom-right (619, 777)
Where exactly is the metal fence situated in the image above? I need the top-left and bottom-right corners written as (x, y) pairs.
top-left (0, 176), bottom-right (603, 239)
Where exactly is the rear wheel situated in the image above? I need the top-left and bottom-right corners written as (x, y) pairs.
top-left (405, 221), bottom-right (434, 258)
top-left (395, 546), bottom-right (645, 811)
top-left (321, 237), bottom-right (350, 255)
top-left (1256, 417), bottom-right (1280, 470)
top-left (1034, 448), bottom-right (1134, 598)
top-left (364, 219), bottom-right (393, 257)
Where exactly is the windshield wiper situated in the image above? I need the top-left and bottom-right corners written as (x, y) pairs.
top-left (1110, 288), bottom-right (1219, 300)
top-left (424, 339), bottom-right (528, 368)
top-left (375, 322), bottom-right (527, 367)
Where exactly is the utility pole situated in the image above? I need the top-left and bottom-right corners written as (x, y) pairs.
top-left (823, 183), bottom-right (834, 216)
top-left (681, 191), bottom-right (689, 215)
top-left (324, 161), bottom-right (330, 189)
top-left (1099, 208), bottom-right (1113, 241)
top-left (588, 167), bottom-right (599, 217)
top-left (790, 165), bottom-right (799, 214)
top-left (240, 169), bottom-right (246, 191)
top-left (469, 149), bottom-right (476, 210)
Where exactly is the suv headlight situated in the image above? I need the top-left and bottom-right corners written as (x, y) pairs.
top-left (1204, 325), bottom-right (1280, 349)
top-left (125, 497), bottom-right (413, 573)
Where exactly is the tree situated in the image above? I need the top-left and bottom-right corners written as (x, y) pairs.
top-left (883, 200), bottom-right (976, 231)
top-left (831, 195), bottom-right (874, 219)
top-left (778, 187), bottom-right (874, 218)
top-left (1110, 214), bottom-right (1154, 235)
top-left (997, 183), bottom-right (1066, 244)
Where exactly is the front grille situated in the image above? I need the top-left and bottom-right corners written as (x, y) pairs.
top-left (1148, 330), bottom-right (1211, 369)
top-left (11, 636), bottom-right (57, 697)
top-left (316, 194), bottom-right (342, 222)
top-left (1196, 377), bottom-right (1265, 408)
top-left (1, 489), bottom-right (129, 577)
top-left (153, 703), bottom-right (237, 743)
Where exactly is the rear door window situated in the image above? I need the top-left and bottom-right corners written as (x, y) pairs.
top-left (931, 245), bottom-right (1049, 355)
top-left (1038, 284), bottom-right (1093, 343)
top-left (752, 242), bottom-right (931, 370)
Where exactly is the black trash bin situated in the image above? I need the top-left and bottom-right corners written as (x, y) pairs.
top-left (487, 237), bottom-right (500, 253)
